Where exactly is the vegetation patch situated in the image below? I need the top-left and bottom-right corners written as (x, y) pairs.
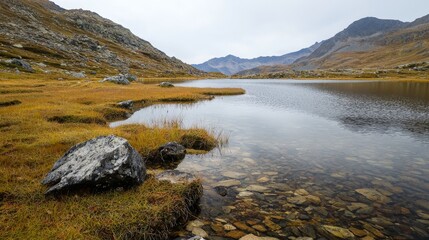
top-left (180, 130), bottom-right (217, 151)
top-left (0, 100), bottom-right (21, 107)
top-left (47, 115), bottom-right (107, 125)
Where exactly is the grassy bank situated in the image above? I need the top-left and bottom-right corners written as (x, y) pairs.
top-left (0, 73), bottom-right (244, 239)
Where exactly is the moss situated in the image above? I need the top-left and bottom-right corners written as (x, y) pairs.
top-left (47, 115), bottom-right (107, 125)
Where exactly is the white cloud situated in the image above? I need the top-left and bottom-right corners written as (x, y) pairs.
top-left (53, 0), bottom-right (429, 63)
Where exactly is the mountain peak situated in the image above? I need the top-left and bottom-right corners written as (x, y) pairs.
top-left (339, 16), bottom-right (405, 38)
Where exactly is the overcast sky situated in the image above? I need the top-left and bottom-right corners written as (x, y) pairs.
top-left (53, 0), bottom-right (429, 64)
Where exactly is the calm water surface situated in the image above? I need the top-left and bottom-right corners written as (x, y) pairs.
top-left (113, 79), bottom-right (429, 239)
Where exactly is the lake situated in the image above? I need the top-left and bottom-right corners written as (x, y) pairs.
top-left (112, 79), bottom-right (429, 239)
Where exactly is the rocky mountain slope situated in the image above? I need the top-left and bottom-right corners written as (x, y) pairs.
top-left (0, 0), bottom-right (203, 77)
top-left (192, 42), bottom-right (321, 75)
top-left (237, 15), bottom-right (429, 76)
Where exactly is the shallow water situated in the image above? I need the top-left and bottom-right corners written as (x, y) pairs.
top-left (112, 79), bottom-right (429, 239)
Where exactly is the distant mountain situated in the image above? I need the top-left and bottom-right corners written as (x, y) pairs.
top-left (192, 42), bottom-right (321, 75)
top-left (0, 0), bottom-right (203, 77)
top-left (237, 15), bottom-right (429, 76)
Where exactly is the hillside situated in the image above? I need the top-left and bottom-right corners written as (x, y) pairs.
top-left (192, 42), bottom-right (321, 75)
top-left (0, 0), bottom-right (203, 78)
top-left (237, 15), bottom-right (429, 77)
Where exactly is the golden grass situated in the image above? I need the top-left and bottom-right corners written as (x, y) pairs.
top-left (0, 73), bottom-right (244, 239)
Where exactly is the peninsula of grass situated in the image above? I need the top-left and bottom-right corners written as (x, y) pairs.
top-left (0, 73), bottom-right (245, 240)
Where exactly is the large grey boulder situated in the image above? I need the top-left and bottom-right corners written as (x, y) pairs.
top-left (42, 135), bottom-right (146, 194)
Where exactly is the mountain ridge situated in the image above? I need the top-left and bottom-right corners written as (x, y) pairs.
top-left (0, 0), bottom-right (203, 77)
top-left (192, 42), bottom-right (321, 75)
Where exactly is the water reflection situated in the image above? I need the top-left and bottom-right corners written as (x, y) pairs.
top-left (112, 79), bottom-right (429, 239)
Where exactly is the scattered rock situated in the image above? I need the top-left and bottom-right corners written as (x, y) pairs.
top-left (69, 71), bottom-right (86, 78)
top-left (257, 176), bottom-right (270, 183)
top-left (156, 170), bottom-right (198, 184)
top-left (159, 82), bottom-right (174, 87)
top-left (225, 230), bottom-right (246, 239)
top-left (349, 227), bottom-right (367, 237)
top-left (263, 218), bottom-right (281, 231)
top-left (245, 185), bottom-right (270, 193)
top-left (287, 195), bottom-right (308, 205)
top-left (13, 44), bottom-right (23, 48)
top-left (101, 73), bottom-right (136, 85)
top-left (238, 191), bottom-right (254, 198)
top-left (233, 221), bottom-right (256, 234)
top-left (10, 58), bottom-right (34, 72)
top-left (224, 223), bottom-right (237, 231)
top-left (222, 171), bottom-right (247, 179)
top-left (356, 188), bottom-right (390, 203)
top-left (214, 186), bottom-right (228, 196)
top-left (214, 179), bottom-right (241, 187)
top-left (117, 100), bottom-right (133, 109)
top-left (192, 227), bottom-right (208, 238)
top-left (252, 224), bottom-right (267, 232)
top-left (41, 135), bottom-right (146, 194)
top-left (186, 220), bottom-right (205, 231)
top-left (320, 225), bottom-right (354, 239)
top-left (295, 189), bottom-right (309, 196)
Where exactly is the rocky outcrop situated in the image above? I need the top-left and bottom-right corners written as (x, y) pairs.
top-left (101, 73), bottom-right (137, 85)
top-left (0, 0), bottom-right (203, 77)
top-left (42, 135), bottom-right (146, 194)
top-left (9, 58), bottom-right (34, 72)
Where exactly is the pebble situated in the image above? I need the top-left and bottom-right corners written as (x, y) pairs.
top-left (214, 179), bottom-right (241, 187)
top-left (191, 227), bottom-right (208, 238)
top-left (238, 191), bottom-right (254, 198)
top-left (349, 227), bottom-right (367, 237)
top-left (234, 221), bottom-right (257, 234)
top-left (295, 189), bottom-right (309, 196)
top-left (222, 171), bottom-right (247, 179)
top-left (225, 230), bottom-right (246, 239)
top-left (257, 176), bottom-right (270, 183)
top-left (252, 224), bottom-right (267, 232)
top-left (321, 225), bottom-right (354, 239)
top-left (263, 218), bottom-right (281, 231)
top-left (186, 220), bottom-right (205, 231)
top-left (245, 185), bottom-right (270, 193)
top-left (224, 223), bottom-right (237, 231)
top-left (355, 188), bottom-right (390, 204)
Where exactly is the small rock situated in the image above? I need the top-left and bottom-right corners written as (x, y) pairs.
top-left (238, 191), bottom-right (254, 198)
top-left (321, 225), bottom-right (354, 239)
top-left (234, 221), bottom-right (256, 234)
top-left (222, 171), bottom-right (247, 179)
top-left (156, 170), bottom-right (197, 184)
top-left (13, 44), bottom-right (23, 48)
top-left (70, 71), bottom-right (86, 78)
top-left (245, 185), bottom-right (270, 193)
top-left (186, 220), bottom-right (205, 231)
top-left (349, 227), bottom-right (367, 237)
top-left (263, 218), bottom-right (281, 231)
top-left (224, 223), bottom-right (237, 231)
top-left (257, 176), bottom-right (270, 183)
top-left (225, 230), bottom-right (246, 239)
top-left (146, 142), bottom-right (186, 164)
top-left (214, 186), bottom-right (228, 196)
top-left (295, 189), bottom-right (309, 196)
top-left (287, 195), bottom-right (307, 205)
top-left (159, 81), bottom-right (174, 87)
top-left (355, 188), bottom-right (390, 204)
top-left (252, 224), bottom-right (267, 232)
top-left (117, 100), bottom-right (133, 109)
top-left (214, 179), bottom-right (241, 187)
top-left (211, 222), bottom-right (224, 233)
top-left (101, 74), bottom-right (133, 85)
top-left (192, 227), bottom-right (208, 238)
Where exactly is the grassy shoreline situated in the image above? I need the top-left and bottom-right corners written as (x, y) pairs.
top-left (0, 73), bottom-right (244, 239)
